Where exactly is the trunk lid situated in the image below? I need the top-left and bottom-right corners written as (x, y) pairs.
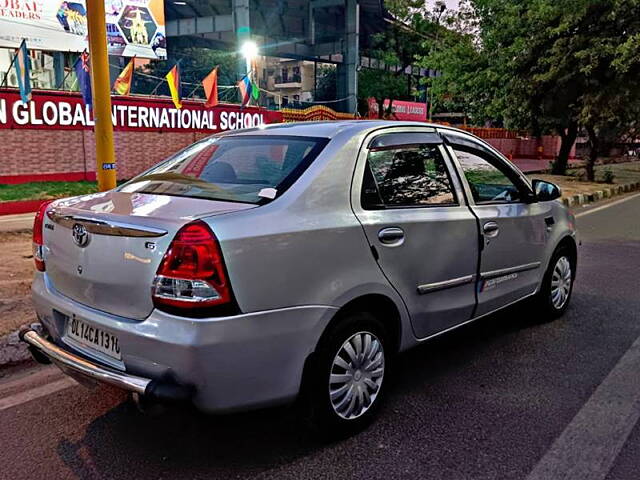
top-left (43, 191), bottom-right (255, 320)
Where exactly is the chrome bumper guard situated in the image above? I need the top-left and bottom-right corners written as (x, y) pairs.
top-left (20, 328), bottom-right (151, 395)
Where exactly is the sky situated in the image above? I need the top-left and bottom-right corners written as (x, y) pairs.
top-left (426, 0), bottom-right (461, 11)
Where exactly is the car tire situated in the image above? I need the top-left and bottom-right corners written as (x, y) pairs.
top-left (304, 311), bottom-right (390, 438)
top-left (534, 245), bottom-right (576, 321)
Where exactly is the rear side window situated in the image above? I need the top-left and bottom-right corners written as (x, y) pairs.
top-left (120, 135), bottom-right (328, 204)
top-left (362, 144), bottom-right (457, 209)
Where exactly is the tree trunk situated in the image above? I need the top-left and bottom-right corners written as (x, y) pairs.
top-left (384, 99), bottom-right (395, 119)
top-left (377, 98), bottom-right (384, 119)
top-left (551, 121), bottom-right (578, 175)
top-left (585, 124), bottom-right (599, 182)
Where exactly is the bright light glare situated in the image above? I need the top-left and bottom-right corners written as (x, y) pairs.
top-left (241, 41), bottom-right (259, 60)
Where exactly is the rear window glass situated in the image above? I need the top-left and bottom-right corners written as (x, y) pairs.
top-left (119, 135), bottom-right (328, 204)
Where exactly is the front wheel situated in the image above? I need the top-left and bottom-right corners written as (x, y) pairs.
top-left (304, 312), bottom-right (390, 438)
top-left (534, 246), bottom-right (576, 320)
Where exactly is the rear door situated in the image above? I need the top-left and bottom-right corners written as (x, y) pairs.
top-left (442, 130), bottom-right (552, 316)
top-left (352, 128), bottom-right (480, 339)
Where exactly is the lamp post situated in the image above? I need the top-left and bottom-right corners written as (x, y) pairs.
top-left (86, 0), bottom-right (117, 191)
top-left (428, 2), bottom-right (446, 122)
top-left (241, 40), bottom-right (259, 76)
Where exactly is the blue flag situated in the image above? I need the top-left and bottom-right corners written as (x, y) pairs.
top-left (74, 51), bottom-right (92, 109)
top-left (14, 40), bottom-right (32, 103)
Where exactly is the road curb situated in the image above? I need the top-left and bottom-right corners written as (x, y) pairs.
top-left (0, 199), bottom-right (51, 216)
top-left (561, 181), bottom-right (640, 208)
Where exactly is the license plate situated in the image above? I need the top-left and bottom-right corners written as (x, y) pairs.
top-left (66, 316), bottom-right (122, 361)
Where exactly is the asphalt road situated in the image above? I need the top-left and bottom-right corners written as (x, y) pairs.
top-left (1, 194), bottom-right (640, 480)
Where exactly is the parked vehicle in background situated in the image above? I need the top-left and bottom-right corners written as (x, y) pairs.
top-left (22, 121), bottom-right (577, 436)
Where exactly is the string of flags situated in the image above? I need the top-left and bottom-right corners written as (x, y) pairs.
top-left (8, 40), bottom-right (261, 109)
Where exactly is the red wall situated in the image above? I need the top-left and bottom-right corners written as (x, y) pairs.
top-left (0, 88), bottom-right (282, 184)
top-left (485, 136), bottom-right (575, 160)
top-left (0, 130), bottom-right (577, 184)
top-left (0, 128), bottom-right (208, 183)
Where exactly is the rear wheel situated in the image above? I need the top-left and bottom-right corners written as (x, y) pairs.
top-left (534, 245), bottom-right (576, 320)
top-left (304, 312), bottom-right (390, 438)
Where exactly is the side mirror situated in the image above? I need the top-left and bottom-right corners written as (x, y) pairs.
top-left (532, 179), bottom-right (562, 202)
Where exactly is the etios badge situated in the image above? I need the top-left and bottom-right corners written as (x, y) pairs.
top-left (72, 223), bottom-right (90, 248)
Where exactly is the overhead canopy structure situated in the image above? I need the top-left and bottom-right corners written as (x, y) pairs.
top-left (164, 0), bottom-right (387, 113)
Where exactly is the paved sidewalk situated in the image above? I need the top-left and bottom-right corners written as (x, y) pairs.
top-left (0, 213), bottom-right (34, 233)
top-left (512, 158), bottom-right (583, 173)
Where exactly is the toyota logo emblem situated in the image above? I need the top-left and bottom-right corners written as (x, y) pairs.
top-left (72, 223), bottom-right (90, 248)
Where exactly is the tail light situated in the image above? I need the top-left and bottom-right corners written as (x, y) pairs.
top-left (32, 201), bottom-right (53, 272)
top-left (152, 221), bottom-right (232, 310)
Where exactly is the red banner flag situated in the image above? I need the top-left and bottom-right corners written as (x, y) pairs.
top-left (203, 67), bottom-right (219, 108)
top-left (113, 57), bottom-right (135, 96)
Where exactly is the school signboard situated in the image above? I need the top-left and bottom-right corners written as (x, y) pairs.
top-left (0, 88), bottom-right (284, 132)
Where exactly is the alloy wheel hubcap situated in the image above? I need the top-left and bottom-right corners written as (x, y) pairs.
top-left (551, 256), bottom-right (572, 309)
top-left (329, 331), bottom-right (385, 420)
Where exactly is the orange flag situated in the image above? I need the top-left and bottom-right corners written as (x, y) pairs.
top-left (113, 57), bottom-right (135, 96)
top-left (202, 67), bottom-right (218, 107)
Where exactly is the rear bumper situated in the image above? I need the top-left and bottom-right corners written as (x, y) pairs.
top-left (30, 273), bottom-right (337, 412)
top-left (21, 329), bottom-right (148, 394)
top-left (21, 328), bottom-right (193, 402)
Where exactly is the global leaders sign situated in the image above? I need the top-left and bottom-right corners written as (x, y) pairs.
top-left (0, 0), bottom-right (167, 59)
top-left (367, 98), bottom-right (427, 122)
top-left (0, 89), bottom-right (283, 133)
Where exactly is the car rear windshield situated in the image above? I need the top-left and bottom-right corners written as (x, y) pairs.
top-left (119, 135), bottom-right (328, 204)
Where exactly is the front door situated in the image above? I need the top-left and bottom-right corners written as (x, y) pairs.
top-left (352, 130), bottom-right (480, 339)
top-left (443, 131), bottom-right (551, 316)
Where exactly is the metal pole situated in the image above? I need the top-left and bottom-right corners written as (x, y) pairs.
top-left (86, 0), bottom-right (117, 191)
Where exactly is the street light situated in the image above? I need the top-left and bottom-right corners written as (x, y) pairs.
top-left (241, 40), bottom-right (259, 76)
top-left (240, 40), bottom-right (259, 61)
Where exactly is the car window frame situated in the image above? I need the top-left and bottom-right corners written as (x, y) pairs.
top-left (440, 130), bottom-right (535, 206)
top-left (360, 134), bottom-right (462, 211)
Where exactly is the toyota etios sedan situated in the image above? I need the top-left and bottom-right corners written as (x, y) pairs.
top-left (22, 121), bottom-right (577, 436)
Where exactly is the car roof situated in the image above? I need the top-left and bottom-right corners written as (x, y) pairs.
top-left (225, 120), bottom-right (472, 139)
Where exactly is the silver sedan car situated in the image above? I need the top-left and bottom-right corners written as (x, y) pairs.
top-left (22, 121), bottom-right (577, 436)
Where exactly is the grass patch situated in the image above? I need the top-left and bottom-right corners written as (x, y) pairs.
top-left (0, 181), bottom-right (99, 202)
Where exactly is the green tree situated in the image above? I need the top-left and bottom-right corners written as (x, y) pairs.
top-left (571, 1), bottom-right (640, 180)
top-left (358, 0), bottom-right (442, 117)
top-left (421, 0), bottom-right (640, 177)
top-left (314, 64), bottom-right (337, 102)
top-left (358, 68), bottom-right (408, 118)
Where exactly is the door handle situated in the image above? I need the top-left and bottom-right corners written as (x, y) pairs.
top-left (378, 227), bottom-right (405, 246)
top-left (483, 221), bottom-right (500, 238)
